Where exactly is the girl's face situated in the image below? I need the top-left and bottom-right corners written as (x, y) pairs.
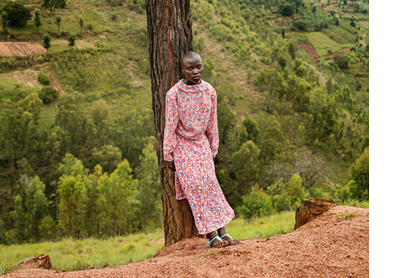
top-left (182, 55), bottom-right (204, 85)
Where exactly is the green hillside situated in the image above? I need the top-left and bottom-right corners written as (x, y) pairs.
top-left (0, 0), bottom-right (368, 244)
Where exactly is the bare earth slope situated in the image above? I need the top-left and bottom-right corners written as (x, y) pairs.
top-left (4, 206), bottom-right (369, 278)
top-left (0, 42), bottom-right (47, 57)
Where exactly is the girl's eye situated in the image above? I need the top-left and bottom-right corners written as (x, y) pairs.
top-left (188, 67), bottom-right (192, 71)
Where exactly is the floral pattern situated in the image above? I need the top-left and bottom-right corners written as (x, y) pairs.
top-left (163, 79), bottom-right (235, 234)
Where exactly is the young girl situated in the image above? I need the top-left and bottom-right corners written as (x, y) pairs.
top-left (163, 51), bottom-right (239, 248)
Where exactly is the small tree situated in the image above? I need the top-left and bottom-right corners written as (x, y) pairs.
top-left (281, 28), bottom-right (285, 39)
top-left (42, 33), bottom-right (51, 53)
top-left (68, 32), bottom-right (76, 49)
top-left (1, 11), bottom-right (8, 34)
top-left (42, 0), bottom-right (66, 24)
top-left (239, 185), bottom-right (274, 220)
top-left (56, 15), bottom-right (61, 33)
top-left (79, 17), bottom-right (84, 35)
top-left (34, 10), bottom-right (42, 33)
top-left (335, 16), bottom-right (340, 26)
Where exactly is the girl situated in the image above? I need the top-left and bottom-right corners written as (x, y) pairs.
top-left (163, 52), bottom-right (239, 248)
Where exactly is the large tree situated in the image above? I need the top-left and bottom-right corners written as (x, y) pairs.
top-left (146, 0), bottom-right (198, 246)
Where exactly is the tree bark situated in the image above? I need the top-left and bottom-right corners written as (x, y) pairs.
top-left (146, 0), bottom-right (199, 247)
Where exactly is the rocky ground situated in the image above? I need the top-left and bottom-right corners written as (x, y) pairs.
top-left (4, 205), bottom-right (369, 278)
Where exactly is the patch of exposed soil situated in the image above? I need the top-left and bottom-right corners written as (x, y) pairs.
top-left (0, 42), bottom-right (47, 57)
top-left (4, 205), bottom-right (369, 278)
top-left (298, 43), bottom-right (320, 60)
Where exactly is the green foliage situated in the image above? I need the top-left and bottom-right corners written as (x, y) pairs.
top-left (56, 15), bottom-right (61, 33)
top-left (334, 53), bottom-right (350, 69)
top-left (42, 33), bottom-right (51, 53)
top-left (38, 71), bottom-right (51, 85)
top-left (34, 10), bottom-right (42, 33)
top-left (267, 174), bottom-right (306, 212)
top-left (239, 185), bottom-right (274, 219)
top-left (39, 86), bottom-right (57, 103)
top-left (232, 140), bottom-right (260, 197)
top-left (79, 17), bottom-right (84, 34)
top-left (42, 0), bottom-right (66, 24)
top-left (135, 137), bottom-right (161, 232)
top-left (348, 147), bottom-right (369, 200)
top-left (281, 4), bottom-right (295, 16)
top-left (1, 2), bottom-right (32, 27)
top-left (0, 11), bottom-right (8, 34)
top-left (68, 32), bottom-right (77, 48)
top-left (92, 145), bottom-right (122, 173)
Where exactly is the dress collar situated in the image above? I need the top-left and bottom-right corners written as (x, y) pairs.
top-left (177, 79), bottom-right (207, 93)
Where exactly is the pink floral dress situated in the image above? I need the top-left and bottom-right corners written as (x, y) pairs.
top-left (163, 79), bottom-right (235, 234)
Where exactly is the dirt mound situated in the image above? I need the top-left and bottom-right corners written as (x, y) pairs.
top-left (4, 206), bottom-right (369, 277)
top-left (0, 42), bottom-right (47, 57)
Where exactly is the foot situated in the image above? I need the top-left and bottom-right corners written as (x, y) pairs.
top-left (206, 231), bottom-right (228, 248)
top-left (218, 227), bottom-right (240, 245)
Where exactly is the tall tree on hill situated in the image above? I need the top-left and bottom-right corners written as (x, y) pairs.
top-left (42, 0), bottom-right (66, 25)
top-left (42, 33), bottom-right (51, 53)
top-left (56, 15), bottom-right (61, 33)
top-left (146, 0), bottom-right (198, 246)
top-left (34, 10), bottom-right (42, 34)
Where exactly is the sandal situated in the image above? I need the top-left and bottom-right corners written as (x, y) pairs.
top-left (206, 235), bottom-right (229, 248)
top-left (220, 234), bottom-right (240, 246)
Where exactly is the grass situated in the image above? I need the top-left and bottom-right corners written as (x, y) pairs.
top-left (0, 229), bottom-right (164, 273)
top-left (306, 32), bottom-right (353, 59)
top-left (0, 211), bottom-right (295, 273)
top-left (336, 212), bottom-right (360, 220)
top-left (225, 211), bottom-right (295, 240)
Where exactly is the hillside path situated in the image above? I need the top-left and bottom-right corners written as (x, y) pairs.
top-left (4, 206), bottom-right (369, 277)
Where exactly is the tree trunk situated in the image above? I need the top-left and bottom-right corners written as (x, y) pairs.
top-left (146, 0), bottom-right (199, 247)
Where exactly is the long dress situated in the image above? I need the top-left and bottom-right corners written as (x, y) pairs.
top-left (163, 79), bottom-right (235, 235)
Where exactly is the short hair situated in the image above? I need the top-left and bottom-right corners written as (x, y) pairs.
top-left (180, 51), bottom-right (202, 68)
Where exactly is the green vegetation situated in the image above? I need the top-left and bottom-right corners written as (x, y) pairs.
top-left (336, 212), bottom-right (359, 220)
top-left (0, 211), bottom-right (295, 272)
top-left (1, 2), bottom-right (31, 27)
top-left (0, 0), bottom-right (368, 250)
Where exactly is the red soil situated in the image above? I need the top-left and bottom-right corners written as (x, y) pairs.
top-left (0, 42), bottom-right (47, 57)
top-left (4, 205), bottom-right (369, 278)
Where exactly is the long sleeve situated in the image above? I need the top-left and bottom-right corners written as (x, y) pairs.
top-left (163, 89), bottom-right (179, 161)
top-left (205, 89), bottom-right (219, 158)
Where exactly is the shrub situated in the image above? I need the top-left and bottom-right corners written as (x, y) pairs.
top-left (333, 53), bottom-right (350, 70)
top-left (38, 71), bottom-right (51, 85)
top-left (239, 185), bottom-right (274, 219)
top-left (39, 86), bottom-right (58, 103)
top-left (281, 4), bottom-right (295, 16)
top-left (1, 2), bottom-right (32, 27)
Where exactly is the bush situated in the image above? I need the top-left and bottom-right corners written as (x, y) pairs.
top-left (39, 86), bottom-right (58, 103)
top-left (333, 53), bottom-right (350, 70)
top-left (281, 4), bottom-right (295, 16)
top-left (38, 71), bottom-right (51, 85)
top-left (1, 3), bottom-right (32, 27)
top-left (239, 185), bottom-right (274, 219)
